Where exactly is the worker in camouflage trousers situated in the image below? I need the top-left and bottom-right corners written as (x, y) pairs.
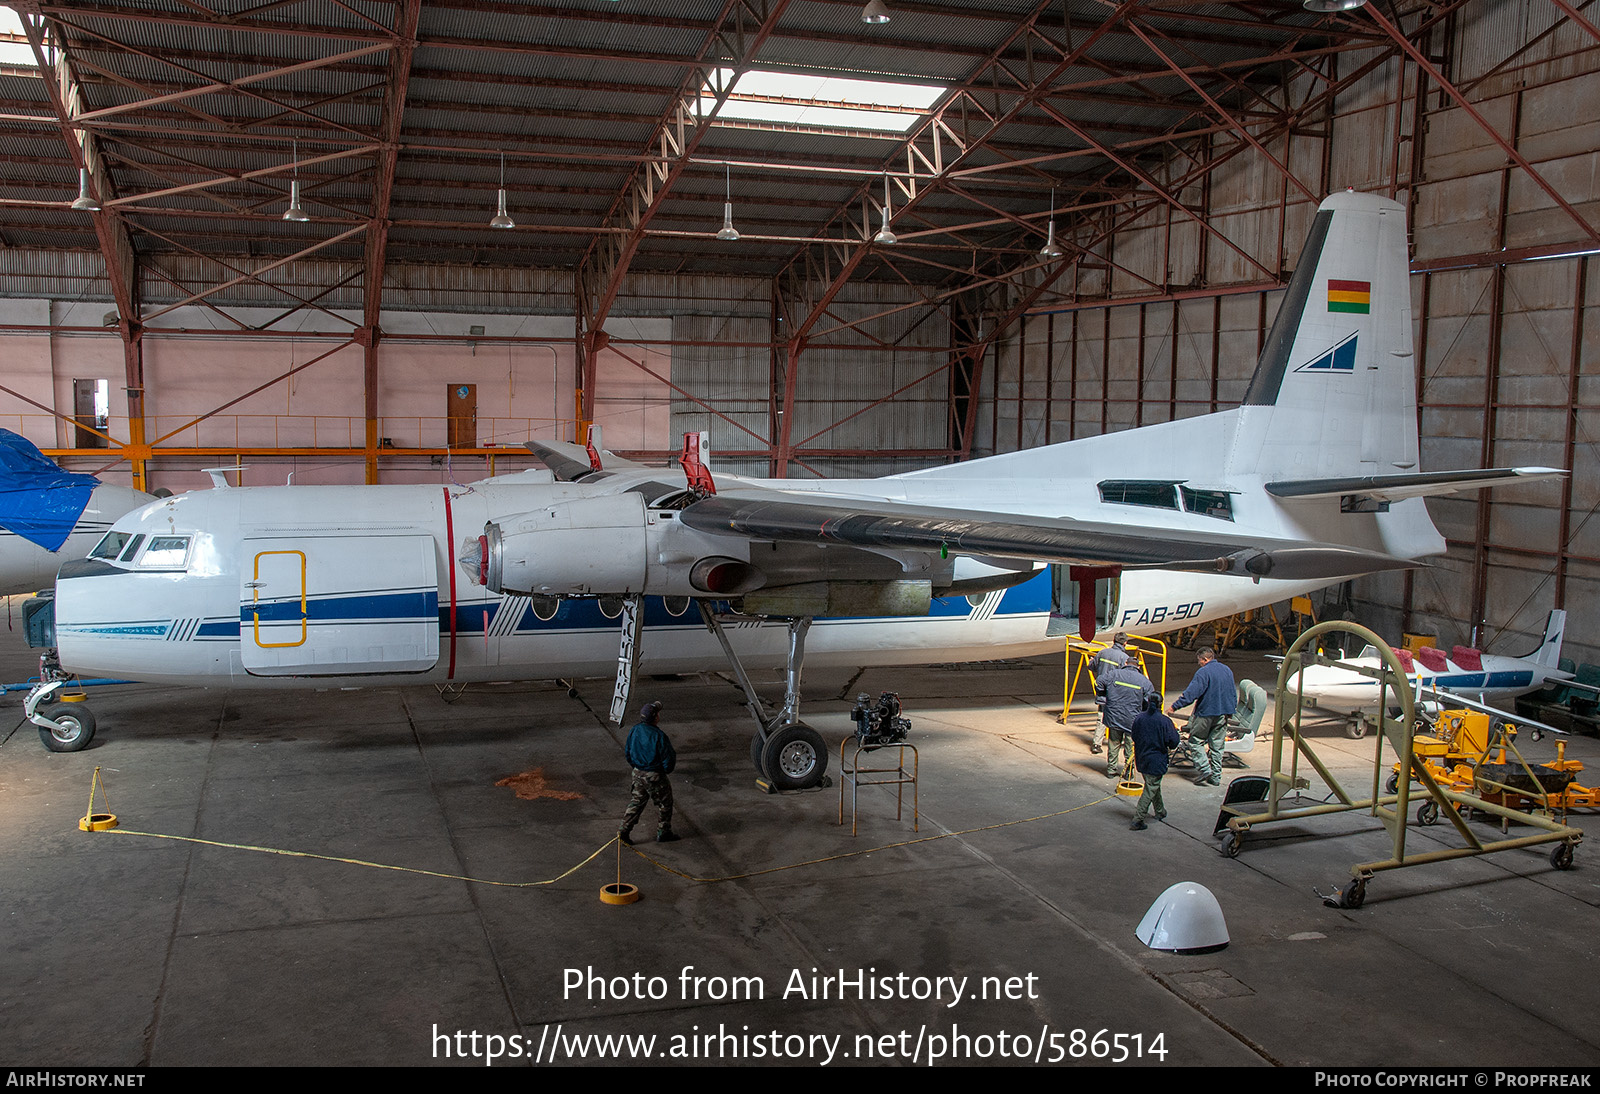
top-left (619, 700), bottom-right (679, 844)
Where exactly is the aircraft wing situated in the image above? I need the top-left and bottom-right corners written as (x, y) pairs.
top-left (1412, 685), bottom-right (1566, 737)
top-left (677, 490), bottom-right (1414, 581)
top-left (1266, 467), bottom-right (1564, 504)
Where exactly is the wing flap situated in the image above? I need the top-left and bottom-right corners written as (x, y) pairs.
top-left (680, 491), bottom-right (1413, 581)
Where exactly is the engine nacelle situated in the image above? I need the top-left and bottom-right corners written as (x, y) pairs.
top-left (468, 494), bottom-right (649, 596)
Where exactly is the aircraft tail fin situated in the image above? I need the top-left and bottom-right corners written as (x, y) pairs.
top-left (1529, 609), bottom-right (1567, 668)
top-left (1225, 190), bottom-right (1419, 480)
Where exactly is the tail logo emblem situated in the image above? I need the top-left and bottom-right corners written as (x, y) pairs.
top-left (1327, 278), bottom-right (1371, 314)
top-left (1294, 332), bottom-right (1358, 373)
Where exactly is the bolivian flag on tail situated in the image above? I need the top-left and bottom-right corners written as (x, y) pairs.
top-left (1327, 279), bottom-right (1371, 314)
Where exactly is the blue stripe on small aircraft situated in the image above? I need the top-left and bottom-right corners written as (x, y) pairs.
top-left (1430, 673), bottom-right (1486, 690)
top-left (1486, 670), bottom-right (1533, 690)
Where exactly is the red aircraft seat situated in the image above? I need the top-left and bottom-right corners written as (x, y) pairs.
top-left (1450, 646), bottom-right (1484, 671)
top-left (1415, 646), bottom-right (1450, 673)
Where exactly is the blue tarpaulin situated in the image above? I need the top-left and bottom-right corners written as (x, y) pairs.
top-left (0, 430), bottom-right (100, 552)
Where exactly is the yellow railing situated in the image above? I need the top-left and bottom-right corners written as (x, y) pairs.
top-left (1062, 633), bottom-right (1169, 718)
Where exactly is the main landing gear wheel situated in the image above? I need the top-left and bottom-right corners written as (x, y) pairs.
top-left (37, 703), bottom-right (96, 752)
top-left (760, 723), bottom-right (827, 791)
top-left (750, 733), bottom-right (768, 778)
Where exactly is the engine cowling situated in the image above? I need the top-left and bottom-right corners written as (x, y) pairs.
top-left (467, 494), bottom-right (649, 596)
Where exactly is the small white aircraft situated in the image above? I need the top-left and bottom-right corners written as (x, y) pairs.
top-left (0, 429), bottom-right (153, 597)
top-left (1286, 610), bottom-right (1573, 737)
top-left (42, 191), bottom-right (1560, 787)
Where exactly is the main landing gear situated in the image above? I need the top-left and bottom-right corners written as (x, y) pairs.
top-left (698, 604), bottom-right (829, 792)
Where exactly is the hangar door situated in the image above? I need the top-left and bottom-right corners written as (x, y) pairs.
top-left (241, 534), bottom-right (440, 676)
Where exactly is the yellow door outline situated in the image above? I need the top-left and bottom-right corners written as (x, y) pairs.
top-left (251, 550), bottom-right (308, 648)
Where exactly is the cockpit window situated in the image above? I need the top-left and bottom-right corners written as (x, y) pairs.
top-left (118, 534), bottom-right (145, 562)
top-left (90, 531), bottom-right (132, 560)
top-left (138, 536), bottom-right (191, 568)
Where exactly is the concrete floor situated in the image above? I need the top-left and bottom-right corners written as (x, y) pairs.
top-left (2, 640), bottom-right (1598, 1068)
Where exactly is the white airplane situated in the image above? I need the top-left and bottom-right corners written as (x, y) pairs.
top-left (41, 191), bottom-right (1560, 787)
top-left (0, 429), bottom-right (152, 596)
top-left (1286, 610), bottom-right (1574, 736)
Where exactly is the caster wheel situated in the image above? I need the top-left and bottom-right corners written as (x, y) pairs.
top-left (1550, 842), bottom-right (1575, 870)
top-left (1416, 800), bottom-right (1440, 826)
top-left (1341, 878), bottom-right (1367, 909)
top-left (1219, 832), bottom-right (1242, 858)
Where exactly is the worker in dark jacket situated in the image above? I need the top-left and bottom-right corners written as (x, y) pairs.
top-left (619, 700), bottom-right (679, 844)
top-left (1170, 646), bottom-right (1236, 786)
top-left (1128, 694), bottom-right (1182, 830)
top-left (1096, 656), bottom-right (1157, 779)
top-left (1086, 633), bottom-right (1131, 754)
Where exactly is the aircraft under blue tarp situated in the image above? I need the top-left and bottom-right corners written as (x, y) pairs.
top-left (0, 430), bottom-right (100, 552)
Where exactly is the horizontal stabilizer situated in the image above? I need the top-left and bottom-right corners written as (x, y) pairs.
top-left (522, 440), bottom-right (629, 483)
top-left (1266, 467), bottom-right (1564, 504)
top-left (680, 491), bottom-right (1416, 581)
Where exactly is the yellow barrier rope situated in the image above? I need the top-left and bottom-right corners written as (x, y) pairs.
top-left (95, 827), bottom-right (614, 888)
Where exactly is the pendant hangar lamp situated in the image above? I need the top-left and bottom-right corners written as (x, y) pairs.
top-left (490, 152), bottom-right (515, 229)
top-left (70, 167), bottom-right (99, 212)
top-left (283, 140), bottom-right (309, 222)
top-left (1039, 187), bottom-right (1064, 259)
top-left (716, 163), bottom-right (740, 242)
top-left (862, 0), bottom-right (890, 23)
top-left (1302, 0), bottom-right (1365, 10)
top-left (873, 174), bottom-right (897, 245)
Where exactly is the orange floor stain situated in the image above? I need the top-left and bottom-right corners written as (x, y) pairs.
top-left (495, 768), bottom-right (585, 801)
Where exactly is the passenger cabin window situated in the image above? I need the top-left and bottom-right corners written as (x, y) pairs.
top-left (1097, 480), bottom-right (1180, 510)
top-left (90, 531), bottom-right (132, 560)
top-left (1180, 487), bottom-right (1234, 521)
top-left (138, 536), bottom-right (191, 568)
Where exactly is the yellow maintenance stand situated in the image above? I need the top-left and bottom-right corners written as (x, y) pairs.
top-left (1216, 621), bottom-right (1582, 909)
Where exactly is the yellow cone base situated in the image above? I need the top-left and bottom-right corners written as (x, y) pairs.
top-left (600, 882), bottom-right (640, 905)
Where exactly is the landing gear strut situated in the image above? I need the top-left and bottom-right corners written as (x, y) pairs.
top-left (699, 603), bottom-right (829, 791)
top-left (26, 650), bottom-right (97, 752)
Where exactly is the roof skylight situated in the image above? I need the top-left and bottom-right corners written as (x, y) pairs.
top-left (700, 69), bottom-right (945, 135)
top-left (0, 7), bottom-right (45, 73)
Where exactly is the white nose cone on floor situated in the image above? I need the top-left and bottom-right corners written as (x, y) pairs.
top-left (1136, 881), bottom-right (1230, 953)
